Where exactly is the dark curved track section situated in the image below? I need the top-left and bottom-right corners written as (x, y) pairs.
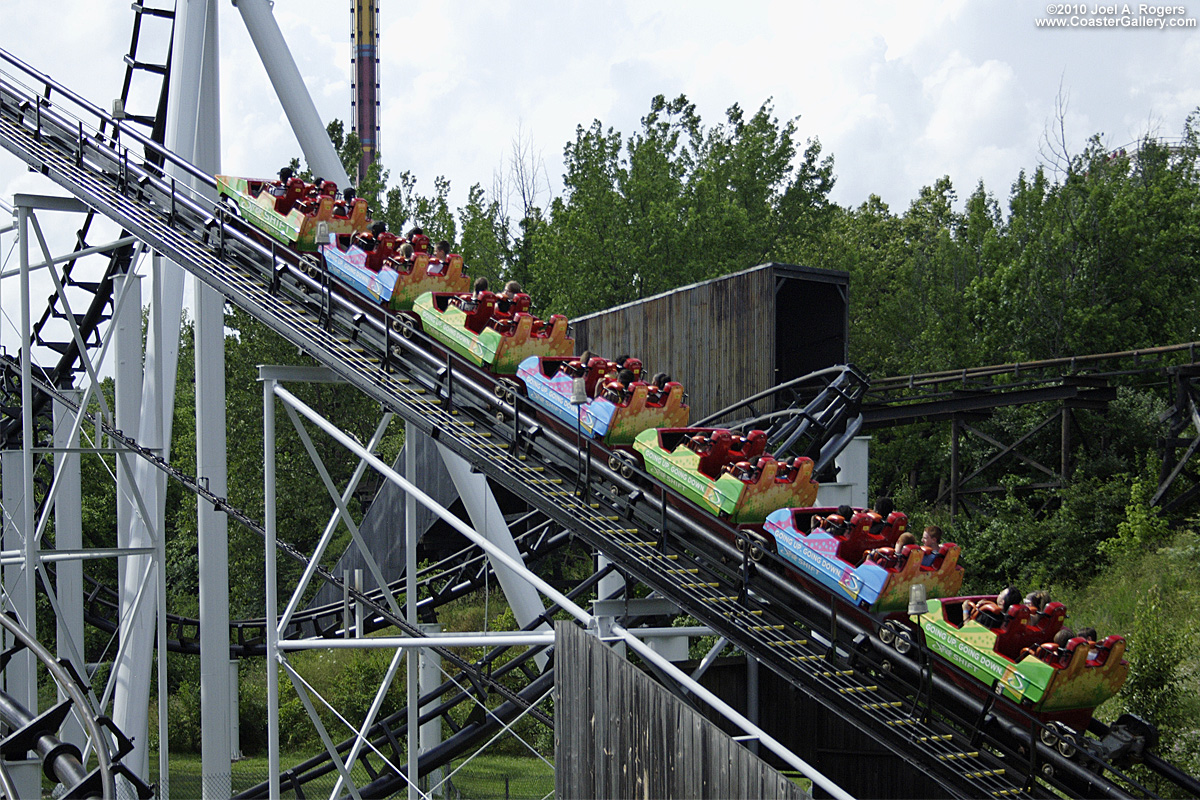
top-left (75, 508), bottom-right (575, 656)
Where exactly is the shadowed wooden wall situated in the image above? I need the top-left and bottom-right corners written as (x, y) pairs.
top-left (554, 621), bottom-right (810, 799)
top-left (570, 263), bottom-right (849, 421)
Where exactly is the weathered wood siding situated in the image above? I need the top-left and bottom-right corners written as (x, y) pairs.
top-left (571, 263), bottom-right (848, 422)
top-left (555, 621), bottom-right (809, 800)
top-left (571, 266), bottom-right (775, 422)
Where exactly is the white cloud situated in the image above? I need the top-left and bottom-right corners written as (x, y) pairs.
top-left (920, 54), bottom-right (1019, 148)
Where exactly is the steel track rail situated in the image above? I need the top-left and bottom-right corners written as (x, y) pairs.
top-left (66, 514), bottom-right (575, 656)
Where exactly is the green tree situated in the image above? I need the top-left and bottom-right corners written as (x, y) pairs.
top-left (529, 119), bottom-right (626, 316)
top-left (962, 119), bottom-right (1200, 364)
top-left (412, 175), bottom-right (458, 247)
top-left (527, 94), bottom-right (834, 318)
top-left (621, 94), bottom-right (697, 295)
top-left (811, 195), bottom-right (907, 376)
top-left (458, 182), bottom-right (510, 288)
top-left (772, 136), bottom-right (837, 263)
top-left (1122, 583), bottom-right (1188, 729)
top-left (690, 99), bottom-right (798, 276)
top-left (326, 119), bottom-right (388, 213)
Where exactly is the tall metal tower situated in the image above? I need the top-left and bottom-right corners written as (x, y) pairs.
top-left (351, 0), bottom-right (380, 186)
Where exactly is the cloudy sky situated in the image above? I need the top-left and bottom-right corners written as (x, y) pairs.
top-left (2, 1), bottom-right (1199, 227)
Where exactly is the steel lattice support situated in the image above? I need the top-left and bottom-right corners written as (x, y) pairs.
top-left (257, 367), bottom-right (560, 800)
top-left (1153, 364), bottom-right (1200, 514)
top-left (259, 369), bottom-right (850, 800)
top-left (0, 195), bottom-right (159, 799)
top-left (865, 377), bottom-right (1117, 521)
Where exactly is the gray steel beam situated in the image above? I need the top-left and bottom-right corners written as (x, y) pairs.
top-left (864, 383), bottom-right (1116, 427)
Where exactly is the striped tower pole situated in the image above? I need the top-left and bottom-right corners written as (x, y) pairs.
top-left (351, 0), bottom-right (380, 187)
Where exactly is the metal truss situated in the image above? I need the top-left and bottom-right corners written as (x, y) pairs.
top-left (0, 195), bottom-right (161, 799)
top-left (260, 370), bottom-right (851, 800)
top-left (863, 345), bottom-right (1200, 520)
top-left (865, 372), bottom-right (1119, 520)
top-left (1154, 364), bottom-right (1200, 515)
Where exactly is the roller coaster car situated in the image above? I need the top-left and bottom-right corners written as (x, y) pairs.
top-left (913, 596), bottom-right (1129, 730)
top-left (320, 237), bottom-right (469, 311)
top-left (517, 356), bottom-right (689, 447)
top-left (215, 174), bottom-right (370, 252)
top-left (759, 507), bottom-right (963, 613)
top-left (632, 427), bottom-right (818, 524)
top-left (413, 291), bottom-right (573, 376)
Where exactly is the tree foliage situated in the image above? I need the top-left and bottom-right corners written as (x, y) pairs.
top-left (526, 95), bottom-right (835, 317)
top-left (309, 104), bottom-right (1200, 377)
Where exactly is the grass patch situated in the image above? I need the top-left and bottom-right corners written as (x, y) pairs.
top-left (145, 751), bottom-right (554, 799)
top-left (436, 753), bottom-right (555, 799)
top-left (1053, 529), bottom-right (1200, 782)
top-left (151, 750), bottom-right (384, 797)
top-left (151, 751), bottom-right (345, 797)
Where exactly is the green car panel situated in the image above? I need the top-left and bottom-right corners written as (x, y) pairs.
top-left (917, 597), bottom-right (1129, 715)
top-left (413, 292), bottom-right (573, 375)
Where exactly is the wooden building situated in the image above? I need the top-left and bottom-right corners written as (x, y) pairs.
top-left (571, 262), bottom-right (850, 421)
top-left (555, 622), bottom-right (808, 799)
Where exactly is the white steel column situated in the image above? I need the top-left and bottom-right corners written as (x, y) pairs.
top-left (3, 200), bottom-right (39, 800)
top-left (195, 195), bottom-right (232, 799)
top-left (234, 0), bottom-right (351, 186)
top-left (406, 425), bottom-right (419, 800)
top-left (0, 455), bottom-right (38, 800)
top-left (53, 392), bottom-right (86, 753)
top-left (148, 254), bottom-right (174, 800)
top-left (112, 271), bottom-right (143, 442)
top-left (113, 266), bottom-right (143, 750)
top-left (1, 453), bottom-right (32, 707)
top-left (196, 268), bottom-right (232, 794)
top-left (12, 203), bottom-right (36, 714)
top-left (419, 622), bottom-right (444, 799)
top-left (174, 0), bottom-right (234, 795)
top-left (263, 378), bottom-right (281, 800)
